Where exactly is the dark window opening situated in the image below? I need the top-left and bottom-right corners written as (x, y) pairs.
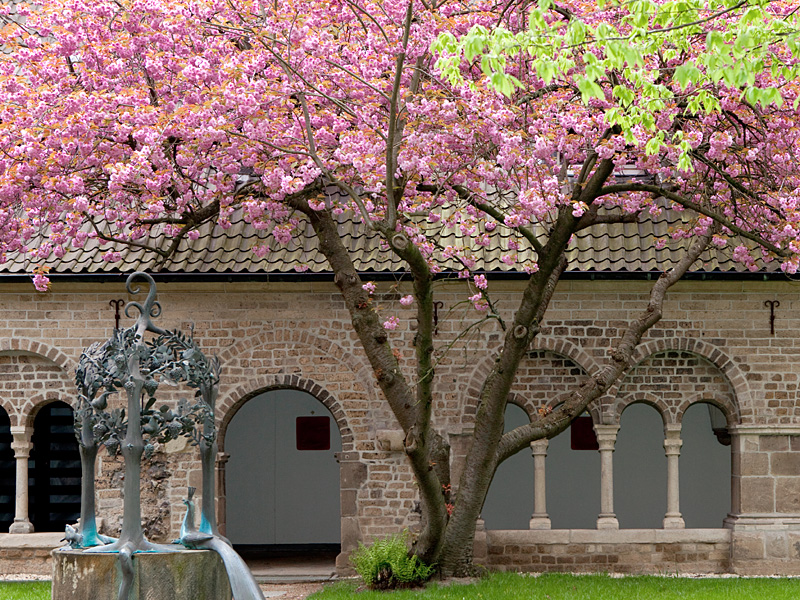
top-left (30, 403), bottom-right (81, 532)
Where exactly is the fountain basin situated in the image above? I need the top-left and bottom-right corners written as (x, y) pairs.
top-left (52, 547), bottom-right (232, 600)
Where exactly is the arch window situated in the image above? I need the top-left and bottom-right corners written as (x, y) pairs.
top-left (482, 403), bottom-right (533, 529)
top-left (680, 403), bottom-right (731, 528)
top-left (0, 408), bottom-right (12, 531)
top-left (30, 402), bottom-right (81, 532)
top-left (614, 403), bottom-right (666, 528)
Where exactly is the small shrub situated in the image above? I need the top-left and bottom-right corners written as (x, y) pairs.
top-left (350, 530), bottom-right (435, 589)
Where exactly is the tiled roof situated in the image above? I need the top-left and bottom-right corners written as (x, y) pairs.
top-left (0, 209), bottom-right (769, 276)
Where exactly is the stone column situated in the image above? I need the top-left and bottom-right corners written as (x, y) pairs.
top-left (9, 426), bottom-right (34, 533)
top-left (215, 452), bottom-right (230, 537)
top-left (595, 424), bottom-right (619, 530)
top-left (529, 439), bottom-right (551, 529)
top-left (663, 423), bottom-right (685, 529)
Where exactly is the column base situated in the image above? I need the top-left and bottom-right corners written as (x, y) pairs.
top-left (9, 520), bottom-right (34, 534)
top-left (596, 515), bottom-right (619, 530)
top-left (529, 516), bottom-right (551, 530)
top-left (663, 515), bottom-right (685, 529)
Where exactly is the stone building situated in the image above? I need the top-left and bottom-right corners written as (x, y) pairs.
top-left (0, 217), bottom-right (798, 576)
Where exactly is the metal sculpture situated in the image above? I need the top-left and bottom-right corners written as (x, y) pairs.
top-left (71, 272), bottom-right (264, 600)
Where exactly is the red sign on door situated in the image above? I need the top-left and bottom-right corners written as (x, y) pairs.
top-left (296, 416), bottom-right (331, 450)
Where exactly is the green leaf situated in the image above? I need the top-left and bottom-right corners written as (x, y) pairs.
top-left (576, 77), bottom-right (605, 103)
top-left (673, 63), bottom-right (702, 90)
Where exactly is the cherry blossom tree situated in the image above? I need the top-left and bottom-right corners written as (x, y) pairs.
top-left (1, 0), bottom-right (799, 575)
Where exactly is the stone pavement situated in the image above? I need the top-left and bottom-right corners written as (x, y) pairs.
top-left (259, 582), bottom-right (329, 599)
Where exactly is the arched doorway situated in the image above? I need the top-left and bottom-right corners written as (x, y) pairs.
top-left (30, 401), bottom-right (81, 532)
top-left (615, 403), bottom-right (666, 528)
top-left (482, 403), bottom-right (533, 529)
top-left (225, 389), bottom-right (342, 562)
top-left (680, 403), bottom-right (731, 527)
top-left (546, 411), bottom-right (601, 529)
top-left (0, 407), bottom-right (13, 531)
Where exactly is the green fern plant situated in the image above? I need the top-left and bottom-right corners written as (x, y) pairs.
top-left (350, 530), bottom-right (435, 589)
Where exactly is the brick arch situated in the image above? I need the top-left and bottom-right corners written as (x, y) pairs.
top-left (218, 328), bottom-right (374, 390)
top-left (0, 339), bottom-right (74, 373)
top-left (613, 392), bottom-right (672, 427)
top-left (506, 394), bottom-right (534, 422)
top-left (0, 399), bottom-right (13, 429)
top-left (529, 337), bottom-right (602, 377)
top-left (675, 392), bottom-right (739, 427)
top-left (21, 391), bottom-right (74, 429)
top-left (0, 349), bottom-right (73, 428)
top-left (462, 341), bottom-right (595, 427)
top-left (217, 374), bottom-right (355, 454)
top-left (621, 337), bottom-right (750, 407)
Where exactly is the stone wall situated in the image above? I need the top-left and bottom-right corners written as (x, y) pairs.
top-left (478, 529), bottom-right (731, 574)
top-left (0, 533), bottom-right (63, 576)
top-left (0, 278), bottom-right (798, 574)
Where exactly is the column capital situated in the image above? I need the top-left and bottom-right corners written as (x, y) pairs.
top-left (216, 452), bottom-right (230, 466)
top-left (663, 438), bottom-right (683, 455)
top-left (10, 426), bottom-right (33, 443)
top-left (594, 424), bottom-right (619, 450)
top-left (664, 423), bottom-right (682, 439)
top-left (10, 440), bottom-right (32, 457)
top-left (530, 439), bottom-right (549, 455)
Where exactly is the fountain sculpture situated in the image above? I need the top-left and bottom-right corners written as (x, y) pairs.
top-left (52, 272), bottom-right (264, 600)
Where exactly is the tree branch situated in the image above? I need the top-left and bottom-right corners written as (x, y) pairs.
top-left (495, 223), bottom-right (718, 462)
top-left (598, 182), bottom-right (790, 257)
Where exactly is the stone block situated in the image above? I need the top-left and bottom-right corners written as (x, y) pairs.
top-left (733, 533), bottom-right (765, 561)
top-left (339, 461), bottom-right (367, 489)
top-left (340, 489), bottom-right (358, 516)
top-left (775, 478), bottom-right (800, 513)
top-left (771, 453), bottom-right (800, 476)
top-left (739, 453), bottom-right (769, 476)
top-left (760, 436), bottom-right (789, 452)
top-left (740, 477), bottom-right (774, 513)
top-left (765, 532), bottom-right (789, 559)
top-left (52, 548), bottom-right (231, 600)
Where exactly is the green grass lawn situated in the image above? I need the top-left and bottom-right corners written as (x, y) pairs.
top-left (0, 581), bottom-right (50, 600)
top-left (5, 573), bottom-right (800, 600)
top-left (311, 572), bottom-right (800, 600)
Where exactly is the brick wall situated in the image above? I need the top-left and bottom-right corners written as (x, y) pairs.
top-left (0, 278), bottom-right (799, 574)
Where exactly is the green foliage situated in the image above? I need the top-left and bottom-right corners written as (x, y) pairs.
top-left (433, 0), bottom-right (800, 168)
top-left (350, 530), bottom-right (435, 589)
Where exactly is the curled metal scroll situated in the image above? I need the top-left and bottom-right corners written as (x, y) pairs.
top-left (124, 272), bottom-right (167, 336)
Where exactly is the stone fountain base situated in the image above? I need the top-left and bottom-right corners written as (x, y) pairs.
top-left (52, 547), bottom-right (232, 600)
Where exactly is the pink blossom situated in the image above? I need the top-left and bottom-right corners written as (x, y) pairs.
top-left (362, 282), bottom-right (376, 294)
top-left (32, 273), bottom-right (50, 292)
top-left (383, 316), bottom-right (400, 330)
top-left (399, 295), bottom-right (414, 306)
